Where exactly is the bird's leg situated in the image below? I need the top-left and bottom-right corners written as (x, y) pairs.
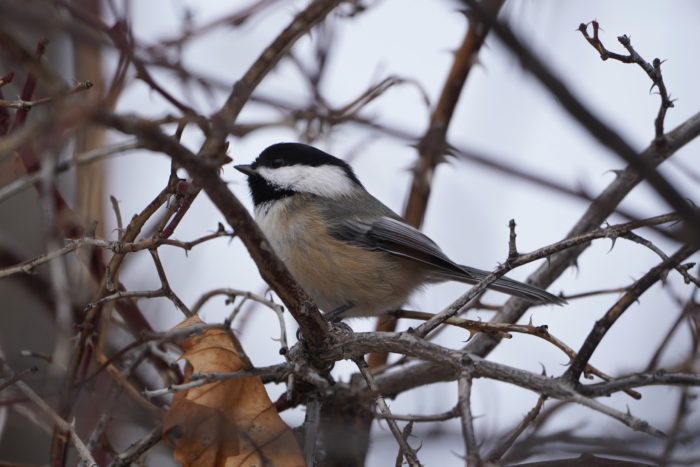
top-left (324, 301), bottom-right (356, 323)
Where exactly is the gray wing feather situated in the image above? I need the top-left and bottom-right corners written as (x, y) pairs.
top-left (329, 215), bottom-right (565, 305)
top-left (329, 216), bottom-right (472, 278)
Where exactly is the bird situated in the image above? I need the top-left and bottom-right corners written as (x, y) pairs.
top-left (235, 142), bottom-right (564, 320)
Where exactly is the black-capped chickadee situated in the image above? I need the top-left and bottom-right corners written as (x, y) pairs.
top-left (235, 143), bottom-right (564, 319)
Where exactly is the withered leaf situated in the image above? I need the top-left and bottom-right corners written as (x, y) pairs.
top-left (164, 315), bottom-right (305, 467)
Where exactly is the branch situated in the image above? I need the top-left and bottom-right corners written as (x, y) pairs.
top-left (161, 0), bottom-right (344, 237)
top-left (372, 0), bottom-right (506, 368)
top-left (563, 243), bottom-right (698, 383)
top-left (94, 111), bottom-right (330, 350)
top-left (142, 363), bottom-right (290, 397)
top-left (403, 0), bottom-right (505, 228)
top-left (579, 370), bottom-right (700, 398)
top-left (371, 111), bottom-right (700, 391)
top-left (458, 372), bottom-right (481, 466)
top-left (354, 358), bottom-right (422, 467)
top-left (462, 0), bottom-right (700, 237)
top-left (109, 425), bottom-right (162, 467)
top-left (0, 80), bottom-right (93, 109)
top-left (486, 396), bottom-right (546, 463)
top-left (412, 212), bottom-right (682, 338)
top-left (578, 20), bottom-right (674, 139)
top-left (0, 139), bottom-right (138, 204)
top-left (0, 359), bottom-right (98, 466)
top-left (314, 332), bottom-right (667, 437)
top-left (204, 0), bottom-right (344, 154)
top-left (394, 309), bottom-right (641, 399)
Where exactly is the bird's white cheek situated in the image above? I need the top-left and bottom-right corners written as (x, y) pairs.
top-left (257, 165), bottom-right (356, 198)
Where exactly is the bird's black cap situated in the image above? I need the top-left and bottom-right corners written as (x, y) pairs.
top-left (236, 143), bottom-right (362, 206)
top-left (253, 143), bottom-right (361, 184)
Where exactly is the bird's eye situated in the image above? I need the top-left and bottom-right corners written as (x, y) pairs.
top-left (270, 158), bottom-right (284, 168)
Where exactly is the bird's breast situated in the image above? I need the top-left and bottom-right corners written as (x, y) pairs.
top-left (253, 198), bottom-right (424, 317)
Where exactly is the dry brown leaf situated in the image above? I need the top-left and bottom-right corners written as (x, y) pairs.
top-left (164, 315), bottom-right (305, 467)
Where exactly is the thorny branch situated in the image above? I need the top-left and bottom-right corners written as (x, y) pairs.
top-left (486, 396), bottom-right (547, 462)
top-left (355, 358), bottom-right (422, 467)
top-left (564, 243), bottom-right (698, 383)
top-left (0, 359), bottom-right (98, 466)
top-left (578, 20), bottom-right (674, 139)
top-left (458, 372), bottom-right (481, 466)
top-left (0, 80), bottom-right (93, 109)
top-left (463, 0), bottom-right (700, 238)
top-left (371, 0), bottom-right (506, 369)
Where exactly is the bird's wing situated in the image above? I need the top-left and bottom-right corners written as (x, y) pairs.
top-left (329, 216), bottom-right (566, 305)
top-left (329, 216), bottom-right (471, 278)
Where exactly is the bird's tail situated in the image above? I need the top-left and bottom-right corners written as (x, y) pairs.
top-left (438, 265), bottom-right (566, 305)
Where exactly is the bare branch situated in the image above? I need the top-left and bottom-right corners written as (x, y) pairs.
top-left (564, 244), bottom-right (698, 383)
top-left (486, 396), bottom-right (546, 463)
top-left (458, 372), bottom-right (481, 466)
top-left (142, 363), bottom-right (291, 398)
top-left (578, 20), bottom-right (674, 139)
top-left (0, 359), bottom-right (98, 466)
top-left (0, 79), bottom-right (93, 109)
top-left (463, 0), bottom-right (700, 237)
top-left (109, 425), bottom-right (162, 467)
top-left (354, 358), bottom-right (422, 467)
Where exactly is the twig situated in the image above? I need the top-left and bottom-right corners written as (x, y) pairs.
top-left (354, 358), bottom-right (422, 466)
top-left (303, 398), bottom-right (321, 467)
top-left (507, 219), bottom-right (518, 260)
top-left (0, 139), bottom-right (139, 204)
top-left (84, 350), bottom-right (147, 462)
top-left (621, 231), bottom-right (700, 287)
top-left (565, 390), bottom-right (665, 437)
top-left (109, 195), bottom-right (124, 236)
top-left (463, 0), bottom-right (700, 237)
top-left (191, 287), bottom-right (284, 317)
top-left (158, 0), bottom-right (344, 239)
top-left (458, 371), bottom-right (481, 466)
top-left (578, 370), bottom-right (700, 398)
top-left (372, 0), bottom-right (506, 369)
top-left (142, 363), bottom-right (290, 397)
top-left (375, 407), bottom-right (459, 423)
top-left (148, 249), bottom-right (192, 317)
top-left (0, 365), bottom-right (38, 393)
top-left (0, 359), bottom-right (98, 466)
top-left (486, 396), bottom-right (546, 462)
top-left (578, 21), bottom-right (674, 139)
top-left (393, 309), bottom-right (641, 399)
top-left (95, 110), bottom-right (331, 351)
top-left (560, 286), bottom-right (630, 301)
top-left (0, 229), bottom-right (235, 280)
top-left (0, 80), bottom-right (93, 109)
top-left (661, 388), bottom-right (691, 464)
top-left (394, 421), bottom-right (415, 467)
top-left (84, 289), bottom-right (170, 310)
top-left (564, 243), bottom-right (698, 383)
top-left (321, 332), bottom-right (667, 437)
top-left (412, 212), bottom-right (682, 338)
top-left (108, 425), bottom-right (162, 467)
top-left (55, 181), bottom-right (176, 452)
top-left (645, 297), bottom-right (698, 371)
top-left (205, 0), bottom-right (344, 151)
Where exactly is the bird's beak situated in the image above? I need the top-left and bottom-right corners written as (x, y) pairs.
top-left (234, 164), bottom-right (256, 176)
